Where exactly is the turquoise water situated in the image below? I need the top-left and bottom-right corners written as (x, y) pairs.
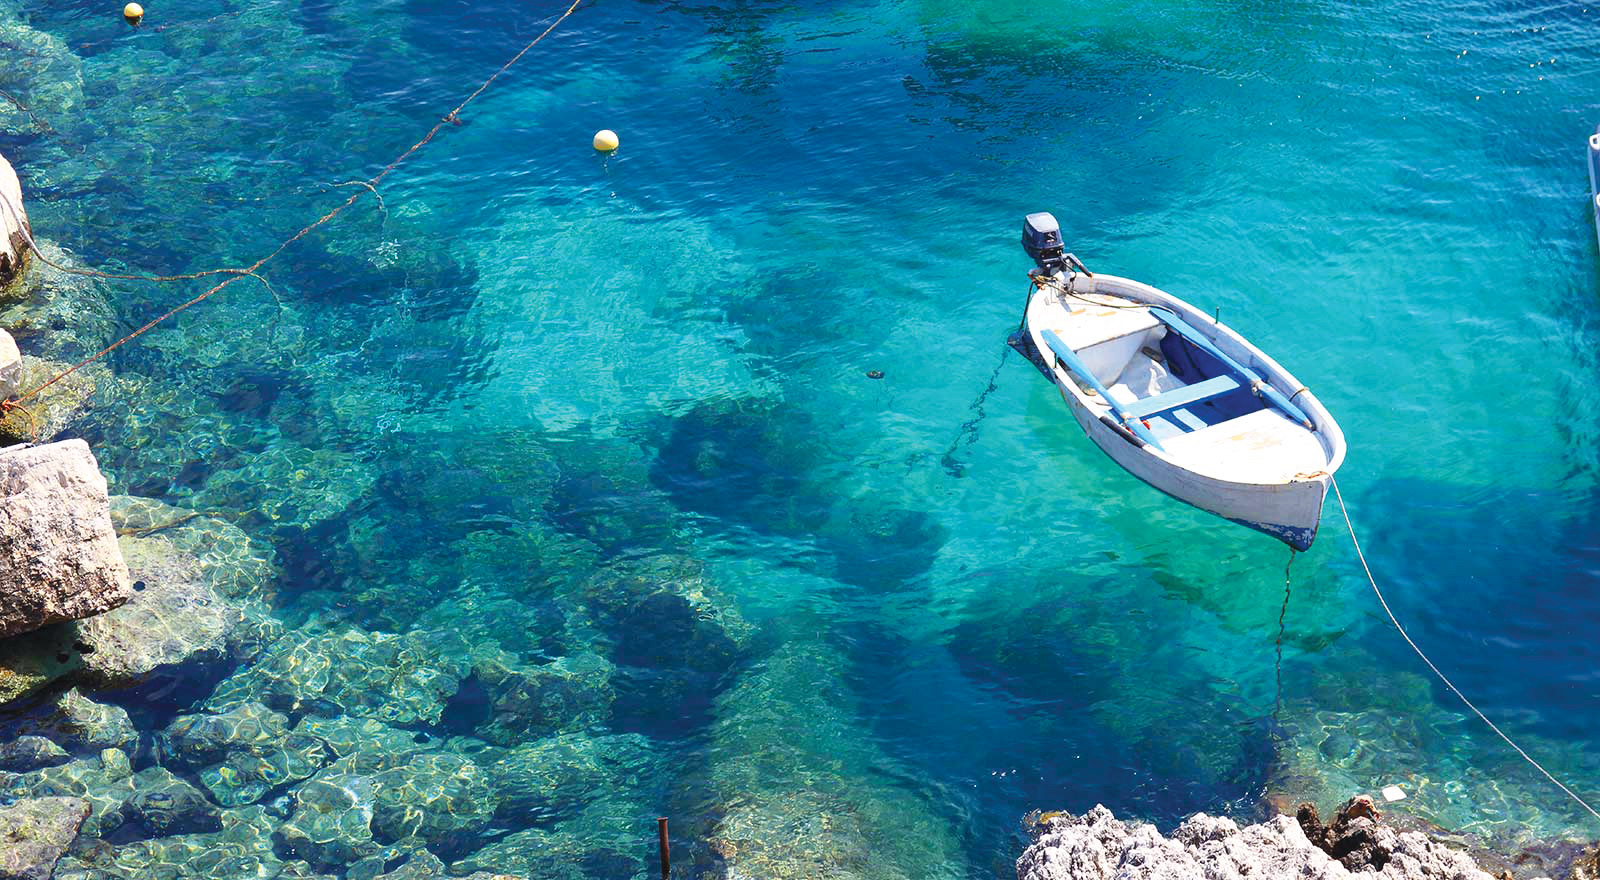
top-left (3, 0), bottom-right (1600, 875)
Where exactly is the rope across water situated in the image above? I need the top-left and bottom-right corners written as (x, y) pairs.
top-left (1330, 476), bottom-right (1600, 826)
top-left (0, 0), bottom-right (585, 415)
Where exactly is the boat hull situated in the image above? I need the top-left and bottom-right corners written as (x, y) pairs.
top-left (1057, 383), bottom-right (1330, 550)
top-left (1019, 272), bottom-right (1344, 550)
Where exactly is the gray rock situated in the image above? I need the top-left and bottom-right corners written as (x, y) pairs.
top-left (9, 687), bottom-right (137, 753)
top-left (206, 626), bottom-right (470, 727)
top-left (476, 651), bottom-right (614, 746)
top-left (0, 623), bottom-right (84, 707)
top-left (485, 732), bottom-right (651, 824)
top-left (0, 151), bottom-right (27, 286)
top-left (276, 771), bottom-right (381, 868)
top-left (0, 328), bottom-right (18, 401)
top-left (121, 765), bottom-right (222, 837)
top-left (1016, 805), bottom-right (1501, 880)
top-left (0, 735), bottom-right (69, 772)
top-left (73, 531), bottom-right (248, 689)
top-left (0, 796), bottom-right (88, 880)
top-left (0, 440), bottom-right (130, 638)
top-left (161, 701), bottom-right (328, 807)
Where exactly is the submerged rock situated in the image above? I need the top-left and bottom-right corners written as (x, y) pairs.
top-left (448, 791), bottom-right (651, 880)
top-left (1016, 804), bottom-right (1503, 880)
top-left (0, 440), bottom-right (130, 638)
top-left (73, 525), bottom-right (276, 692)
top-left (0, 623), bottom-right (84, 706)
top-left (475, 651), bottom-right (615, 746)
top-left (0, 796), bottom-right (89, 880)
top-left (206, 626), bottom-right (470, 727)
top-left (704, 639), bottom-right (962, 880)
top-left (161, 701), bottom-right (329, 807)
top-left (0, 735), bottom-right (68, 772)
top-left (279, 722), bottom-right (497, 860)
top-left (54, 803), bottom-right (307, 879)
top-left (0, 748), bottom-right (134, 840)
top-left (121, 765), bottom-right (224, 838)
top-left (276, 771), bottom-right (380, 867)
top-left (0, 242), bottom-right (118, 361)
top-left (0, 358), bottom-right (118, 445)
top-left (108, 496), bottom-right (277, 601)
top-left (7, 687), bottom-right (138, 754)
top-left (483, 732), bottom-right (653, 825)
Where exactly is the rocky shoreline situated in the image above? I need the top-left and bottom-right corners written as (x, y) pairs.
top-left (1018, 798), bottom-right (1597, 880)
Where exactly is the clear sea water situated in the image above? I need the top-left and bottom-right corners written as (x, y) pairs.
top-left (4, 0), bottom-right (1600, 875)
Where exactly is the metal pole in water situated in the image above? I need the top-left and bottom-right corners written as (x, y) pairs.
top-left (657, 817), bottom-right (670, 879)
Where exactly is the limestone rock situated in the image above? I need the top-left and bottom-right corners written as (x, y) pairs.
top-left (0, 623), bottom-right (84, 706)
top-left (6, 687), bottom-right (137, 754)
top-left (0, 735), bottom-right (68, 772)
top-left (161, 701), bottom-right (329, 807)
top-left (0, 796), bottom-right (88, 880)
top-left (73, 530), bottom-right (259, 690)
top-left (120, 765), bottom-right (223, 837)
top-left (0, 440), bottom-right (130, 637)
top-left (206, 626), bottom-right (470, 727)
top-left (0, 328), bottom-right (18, 401)
top-left (476, 651), bottom-right (614, 746)
top-left (1016, 804), bottom-right (1499, 880)
top-left (0, 151), bottom-right (27, 287)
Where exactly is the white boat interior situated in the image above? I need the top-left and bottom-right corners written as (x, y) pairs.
top-left (1032, 289), bottom-right (1331, 485)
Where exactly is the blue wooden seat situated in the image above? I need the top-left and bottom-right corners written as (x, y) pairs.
top-left (1124, 374), bottom-right (1241, 420)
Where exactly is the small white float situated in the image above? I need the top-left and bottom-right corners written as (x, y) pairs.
top-left (1008, 212), bottom-right (1346, 550)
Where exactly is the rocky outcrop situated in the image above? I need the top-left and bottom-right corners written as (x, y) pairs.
top-left (0, 151), bottom-right (27, 287)
top-left (0, 440), bottom-right (130, 638)
top-left (1017, 804), bottom-right (1507, 880)
top-left (0, 328), bottom-right (18, 400)
top-left (0, 796), bottom-right (89, 880)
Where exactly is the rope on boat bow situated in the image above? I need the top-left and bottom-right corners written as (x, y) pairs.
top-left (1331, 476), bottom-right (1600, 826)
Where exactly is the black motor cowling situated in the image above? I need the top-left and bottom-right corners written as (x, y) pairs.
top-left (1021, 212), bottom-right (1065, 272)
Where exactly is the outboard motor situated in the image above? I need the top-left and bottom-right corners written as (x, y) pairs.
top-left (1022, 212), bottom-right (1065, 273)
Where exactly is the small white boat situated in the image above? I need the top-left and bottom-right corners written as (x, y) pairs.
top-left (1007, 213), bottom-right (1346, 550)
top-left (1588, 124), bottom-right (1600, 248)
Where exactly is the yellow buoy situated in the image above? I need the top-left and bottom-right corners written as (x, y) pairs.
top-left (592, 129), bottom-right (619, 152)
top-left (122, 2), bottom-right (143, 25)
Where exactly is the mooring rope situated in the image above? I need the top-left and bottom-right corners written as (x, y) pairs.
top-left (940, 345), bottom-right (1010, 477)
top-left (1330, 476), bottom-right (1600, 825)
top-left (0, 0), bottom-right (585, 416)
top-left (1275, 547), bottom-right (1295, 717)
